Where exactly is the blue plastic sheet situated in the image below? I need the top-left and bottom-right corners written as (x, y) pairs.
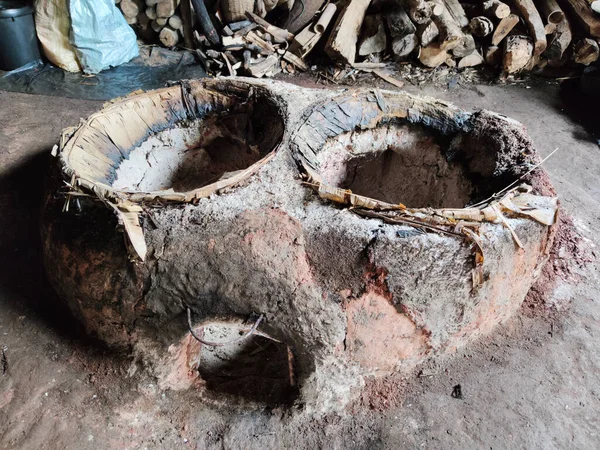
top-left (69, 0), bottom-right (139, 74)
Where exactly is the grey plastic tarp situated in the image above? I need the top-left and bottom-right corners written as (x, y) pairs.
top-left (0, 47), bottom-right (206, 101)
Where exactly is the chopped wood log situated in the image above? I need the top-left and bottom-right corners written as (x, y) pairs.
top-left (432, 3), bottom-right (464, 50)
top-left (484, 45), bottom-right (502, 65)
top-left (430, 1), bottom-right (444, 16)
top-left (573, 38), bottom-right (599, 65)
top-left (386, 7), bottom-right (417, 39)
top-left (121, 0), bottom-right (140, 18)
top-left (125, 16), bottom-right (138, 25)
top-left (561, 0), bottom-right (600, 38)
top-left (179, 0), bottom-right (195, 49)
top-left (159, 26), bottom-right (179, 47)
top-left (452, 33), bottom-right (476, 57)
top-left (537, 0), bottom-right (565, 24)
top-left (222, 35), bottom-right (246, 46)
top-left (469, 16), bottom-right (494, 36)
top-left (242, 50), bottom-right (251, 69)
top-left (392, 33), bottom-right (419, 57)
top-left (247, 54), bottom-right (281, 77)
top-left (545, 15), bottom-right (571, 60)
top-left (503, 35), bottom-right (533, 73)
top-left (151, 20), bottom-right (165, 32)
top-left (168, 14), bottom-right (183, 30)
top-left (416, 20), bottom-right (439, 46)
top-left (482, 0), bottom-right (511, 19)
top-left (146, 0), bottom-right (159, 5)
top-left (443, 0), bottom-right (469, 28)
top-left (419, 42), bottom-right (450, 66)
top-left (315, 3), bottom-right (337, 33)
top-left (458, 50), bottom-right (484, 67)
top-left (358, 15), bottom-right (387, 56)
top-left (511, 0), bottom-right (546, 55)
top-left (145, 6), bottom-right (157, 19)
top-left (491, 14), bottom-right (520, 45)
top-left (404, 0), bottom-right (432, 24)
top-left (156, 17), bottom-right (168, 26)
top-left (156, 0), bottom-right (177, 18)
top-left (324, 0), bottom-right (370, 65)
top-left (245, 11), bottom-right (295, 43)
top-left (245, 31), bottom-right (276, 53)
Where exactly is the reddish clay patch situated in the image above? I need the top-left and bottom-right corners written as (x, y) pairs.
top-left (345, 291), bottom-right (430, 373)
top-left (524, 212), bottom-right (593, 316)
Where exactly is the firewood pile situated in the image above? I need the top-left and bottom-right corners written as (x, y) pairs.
top-left (116, 0), bottom-right (600, 78)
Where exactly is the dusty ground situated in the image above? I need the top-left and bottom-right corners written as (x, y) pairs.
top-left (0, 76), bottom-right (599, 449)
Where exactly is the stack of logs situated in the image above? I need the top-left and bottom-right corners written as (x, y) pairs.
top-left (115, 0), bottom-right (600, 76)
top-left (352, 0), bottom-right (600, 73)
top-left (116, 0), bottom-right (196, 48)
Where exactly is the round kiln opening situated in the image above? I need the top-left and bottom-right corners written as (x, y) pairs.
top-left (317, 122), bottom-right (475, 209)
top-left (194, 322), bottom-right (297, 405)
top-left (112, 100), bottom-right (283, 193)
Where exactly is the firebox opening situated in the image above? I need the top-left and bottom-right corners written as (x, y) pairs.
top-left (112, 99), bottom-right (283, 193)
top-left (317, 122), bottom-right (496, 209)
top-left (196, 323), bottom-right (298, 405)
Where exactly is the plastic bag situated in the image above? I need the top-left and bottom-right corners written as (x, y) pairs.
top-left (69, 0), bottom-right (139, 74)
top-left (34, 0), bottom-right (81, 72)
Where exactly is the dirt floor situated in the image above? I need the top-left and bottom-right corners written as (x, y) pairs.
top-left (0, 76), bottom-right (599, 449)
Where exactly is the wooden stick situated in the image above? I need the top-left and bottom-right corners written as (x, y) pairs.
top-left (179, 0), bottom-right (195, 49)
top-left (324, 0), bottom-right (371, 65)
top-left (503, 35), bottom-right (533, 73)
top-left (511, 0), bottom-right (546, 55)
top-left (561, 0), bottom-right (600, 38)
top-left (491, 14), bottom-right (520, 45)
top-left (246, 11), bottom-right (295, 43)
top-left (372, 70), bottom-right (405, 88)
top-left (537, 0), bottom-right (565, 24)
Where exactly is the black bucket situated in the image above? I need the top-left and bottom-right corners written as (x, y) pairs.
top-left (0, 1), bottom-right (41, 71)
